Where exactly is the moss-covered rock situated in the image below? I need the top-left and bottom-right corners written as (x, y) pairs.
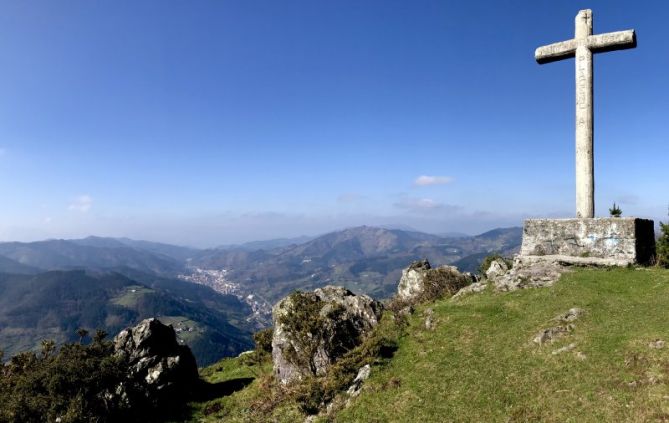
top-left (271, 286), bottom-right (382, 384)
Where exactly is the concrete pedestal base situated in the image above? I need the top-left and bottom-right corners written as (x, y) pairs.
top-left (520, 218), bottom-right (656, 265)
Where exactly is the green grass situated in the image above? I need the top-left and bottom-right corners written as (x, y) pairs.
top-left (110, 285), bottom-right (154, 307)
top-left (184, 355), bottom-right (304, 422)
top-left (338, 267), bottom-right (669, 422)
top-left (186, 267), bottom-right (669, 422)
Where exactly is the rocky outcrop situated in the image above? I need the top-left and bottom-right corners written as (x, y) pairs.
top-left (485, 256), bottom-right (568, 292)
top-left (271, 286), bottom-right (382, 385)
top-left (485, 258), bottom-right (508, 280)
top-left (397, 259), bottom-right (432, 300)
top-left (397, 259), bottom-right (475, 302)
top-left (114, 318), bottom-right (199, 406)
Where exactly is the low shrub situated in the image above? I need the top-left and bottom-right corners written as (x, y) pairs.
top-left (417, 267), bottom-right (472, 302)
top-left (657, 222), bottom-right (669, 268)
top-left (253, 328), bottom-right (274, 355)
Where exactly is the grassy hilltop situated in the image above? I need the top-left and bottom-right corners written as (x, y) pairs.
top-left (188, 267), bottom-right (669, 422)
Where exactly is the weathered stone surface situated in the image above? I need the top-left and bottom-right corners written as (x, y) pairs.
top-left (520, 218), bottom-right (655, 265)
top-left (271, 286), bottom-right (382, 384)
top-left (552, 343), bottom-right (577, 355)
top-left (649, 339), bottom-right (666, 349)
top-left (424, 308), bottom-right (435, 331)
top-left (535, 9), bottom-right (636, 218)
top-left (452, 281), bottom-right (487, 300)
top-left (554, 307), bottom-right (585, 323)
top-left (346, 364), bottom-right (371, 397)
top-left (114, 318), bottom-right (198, 406)
top-left (492, 256), bottom-right (568, 292)
top-left (533, 324), bottom-right (574, 345)
top-left (485, 258), bottom-right (508, 280)
top-left (397, 259), bottom-right (431, 301)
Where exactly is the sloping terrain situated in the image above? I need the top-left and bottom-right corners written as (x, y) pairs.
top-left (0, 239), bottom-right (185, 276)
top-left (0, 270), bottom-right (253, 365)
top-left (191, 226), bottom-right (522, 301)
top-left (0, 227), bottom-right (521, 367)
top-left (0, 255), bottom-right (41, 274)
top-left (189, 267), bottom-right (669, 422)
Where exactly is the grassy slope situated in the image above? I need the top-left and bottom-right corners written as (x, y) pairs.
top-left (191, 268), bottom-right (669, 422)
top-left (340, 267), bottom-right (669, 422)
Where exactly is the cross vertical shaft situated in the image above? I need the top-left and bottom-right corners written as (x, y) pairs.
top-left (575, 10), bottom-right (594, 218)
top-left (534, 9), bottom-right (636, 219)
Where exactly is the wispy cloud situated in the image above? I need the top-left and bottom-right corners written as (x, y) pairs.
top-left (394, 196), bottom-right (446, 212)
top-left (616, 194), bottom-right (640, 206)
top-left (68, 195), bottom-right (93, 213)
top-left (413, 175), bottom-right (454, 186)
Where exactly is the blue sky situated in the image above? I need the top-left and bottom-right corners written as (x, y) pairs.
top-left (0, 0), bottom-right (667, 246)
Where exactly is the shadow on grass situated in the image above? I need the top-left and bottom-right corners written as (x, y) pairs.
top-left (194, 377), bottom-right (255, 402)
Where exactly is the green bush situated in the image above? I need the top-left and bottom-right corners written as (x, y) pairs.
top-left (417, 267), bottom-right (472, 302)
top-left (609, 202), bottom-right (623, 217)
top-left (253, 328), bottom-right (274, 355)
top-left (0, 329), bottom-right (194, 422)
top-left (0, 334), bottom-right (129, 423)
top-left (657, 222), bottom-right (669, 268)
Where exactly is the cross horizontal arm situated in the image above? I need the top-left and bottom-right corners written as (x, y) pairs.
top-left (588, 30), bottom-right (636, 54)
top-left (535, 39), bottom-right (578, 64)
top-left (535, 30), bottom-right (636, 64)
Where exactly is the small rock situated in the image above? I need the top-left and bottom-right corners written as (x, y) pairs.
top-left (346, 364), bottom-right (371, 397)
top-left (452, 281), bottom-right (487, 300)
top-left (554, 308), bottom-right (585, 323)
top-left (424, 308), bottom-right (435, 330)
top-left (648, 374), bottom-right (661, 385)
top-left (532, 325), bottom-right (573, 345)
top-left (649, 339), bottom-right (665, 349)
top-left (575, 351), bottom-right (587, 361)
top-left (398, 305), bottom-right (414, 317)
top-left (552, 343), bottom-right (577, 355)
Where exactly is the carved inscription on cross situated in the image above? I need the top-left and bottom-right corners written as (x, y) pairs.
top-left (535, 9), bottom-right (636, 218)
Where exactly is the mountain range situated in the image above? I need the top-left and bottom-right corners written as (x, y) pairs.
top-left (0, 225), bottom-right (522, 365)
top-left (191, 225), bottom-right (522, 301)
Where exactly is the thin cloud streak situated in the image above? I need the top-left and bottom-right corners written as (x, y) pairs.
top-left (68, 195), bottom-right (93, 213)
top-left (413, 175), bottom-right (454, 186)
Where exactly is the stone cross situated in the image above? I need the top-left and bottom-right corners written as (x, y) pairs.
top-left (535, 9), bottom-right (636, 218)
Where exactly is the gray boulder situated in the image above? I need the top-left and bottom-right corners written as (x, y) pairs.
top-left (493, 256), bottom-right (568, 292)
top-left (485, 258), bottom-right (509, 280)
top-left (272, 286), bottom-right (382, 384)
top-left (397, 259), bottom-right (432, 300)
top-left (397, 259), bottom-right (475, 302)
top-left (114, 318), bottom-right (199, 406)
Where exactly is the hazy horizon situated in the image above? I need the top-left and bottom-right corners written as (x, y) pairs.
top-left (0, 218), bottom-right (524, 249)
top-left (1, 1), bottom-right (667, 247)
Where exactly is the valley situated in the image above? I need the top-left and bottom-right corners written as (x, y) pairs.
top-left (0, 225), bottom-right (522, 367)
